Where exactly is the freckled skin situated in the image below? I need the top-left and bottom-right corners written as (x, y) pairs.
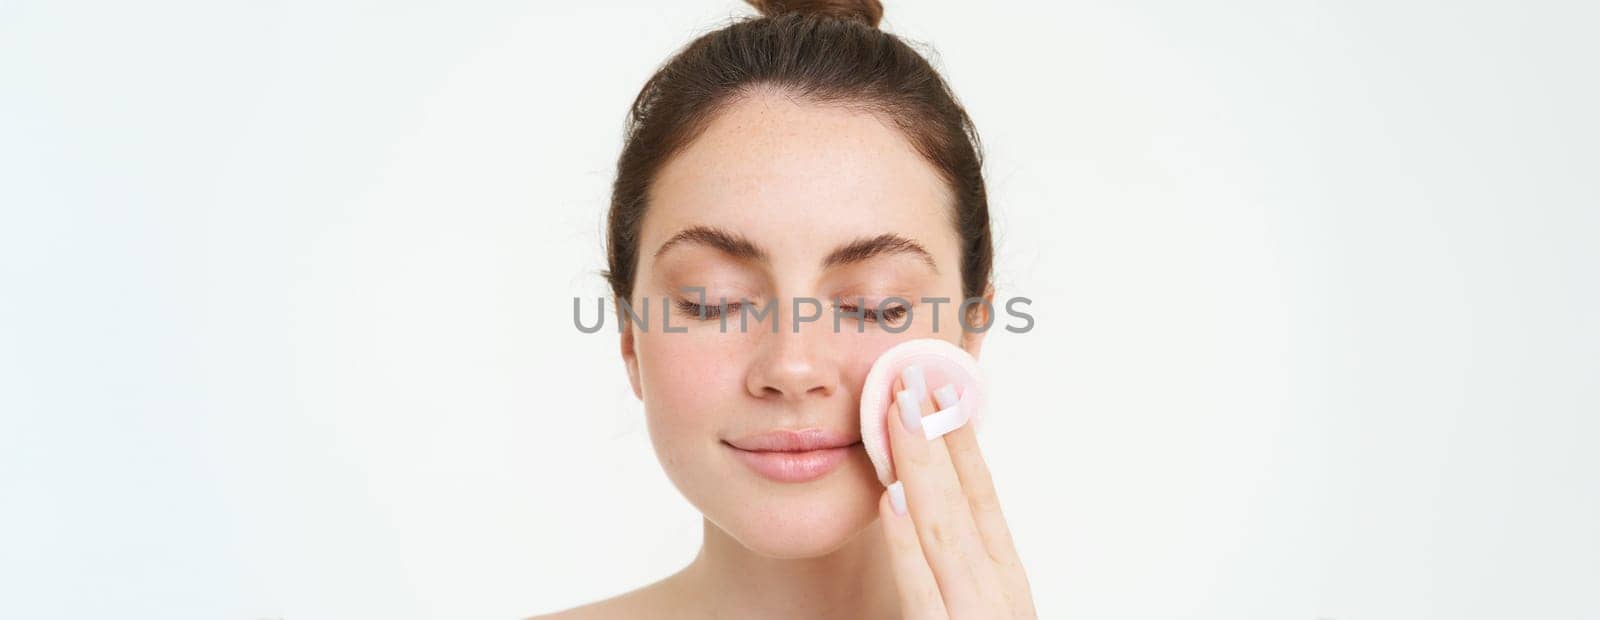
top-left (541, 90), bottom-right (990, 619)
top-left (623, 89), bottom-right (973, 558)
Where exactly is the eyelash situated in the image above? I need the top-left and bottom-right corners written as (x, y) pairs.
top-left (673, 299), bottom-right (908, 322)
top-left (837, 302), bottom-right (910, 323)
top-left (675, 299), bottom-right (742, 320)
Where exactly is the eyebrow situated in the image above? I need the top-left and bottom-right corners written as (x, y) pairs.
top-left (652, 225), bottom-right (939, 274)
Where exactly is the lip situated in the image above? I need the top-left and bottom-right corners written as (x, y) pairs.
top-left (725, 428), bottom-right (861, 483)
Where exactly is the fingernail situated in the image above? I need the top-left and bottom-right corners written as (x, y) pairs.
top-left (900, 364), bottom-right (927, 400)
top-left (934, 384), bottom-right (959, 409)
top-left (897, 389), bottom-right (922, 435)
top-left (887, 480), bottom-right (907, 515)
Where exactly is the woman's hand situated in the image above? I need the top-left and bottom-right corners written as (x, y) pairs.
top-left (879, 365), bottom-right (1037, 619)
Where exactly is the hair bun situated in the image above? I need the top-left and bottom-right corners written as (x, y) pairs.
top-left (745, 0), bottom-right (884, 29)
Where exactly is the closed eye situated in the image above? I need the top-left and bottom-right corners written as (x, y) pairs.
top-left (836, 302), bottom-right (910, 323)
top-left (675, 298), bottom-right (742, 320)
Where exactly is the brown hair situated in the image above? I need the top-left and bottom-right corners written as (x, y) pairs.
top-left (603, 0), bottom-right (993, 316)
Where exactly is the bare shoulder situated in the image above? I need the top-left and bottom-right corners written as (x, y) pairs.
top-left (523, 596), bottom-right (622, 620)
top-left (524, 575), bottom-right (685, 620)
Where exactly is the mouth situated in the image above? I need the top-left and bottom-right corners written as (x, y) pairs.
top-left (724, 428), bottom-right (861, 483)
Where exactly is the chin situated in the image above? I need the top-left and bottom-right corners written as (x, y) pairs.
top-left (711, 461), bottom-right (885, 558)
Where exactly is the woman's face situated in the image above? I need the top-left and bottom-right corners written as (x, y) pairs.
top-left (620, 91), bottom-right (987, 558)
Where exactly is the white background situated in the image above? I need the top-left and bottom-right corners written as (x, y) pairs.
top-left (2, 1), bottom-right (1596, 618)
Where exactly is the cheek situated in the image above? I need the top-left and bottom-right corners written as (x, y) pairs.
top-left (823, 329), bottom-right (895, 385)
top-left (636, 331), bottom-right (747, 434)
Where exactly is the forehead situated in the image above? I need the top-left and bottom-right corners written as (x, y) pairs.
top-left (642, 91), bottom-right (956, 269)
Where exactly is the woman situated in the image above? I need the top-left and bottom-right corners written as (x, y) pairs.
top-left (540, 1), bottom-right (1036, 617)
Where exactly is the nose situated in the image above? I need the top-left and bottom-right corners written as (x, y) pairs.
top-left (745, 313), bottom-right (841, 403)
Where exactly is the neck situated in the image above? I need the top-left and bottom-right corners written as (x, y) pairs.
top-left (669, 517), bottom-right (900, 618)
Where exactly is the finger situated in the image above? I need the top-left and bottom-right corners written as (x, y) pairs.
top-left (924, 384), bottom-right (1037, 618)
top-left (879, 483), bottom-right (947, 619)
top-left (935, 389), bottom-right (1026, 575)
top-left (887, 369), bottom-right (997, 613)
